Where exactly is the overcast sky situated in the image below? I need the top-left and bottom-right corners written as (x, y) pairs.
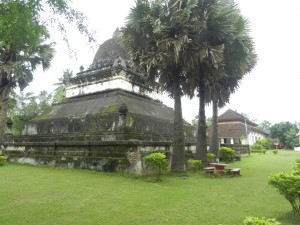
top-left (26, 0), bottom-right (300, 125)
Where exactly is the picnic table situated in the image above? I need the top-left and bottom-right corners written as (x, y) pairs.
top-left (209, 163), bottom-right (229, 174)
top-left (204, 163), bottom-right (241, 176)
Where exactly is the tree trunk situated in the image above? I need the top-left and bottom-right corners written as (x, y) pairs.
top-left (171, 78), bottom-right (185, 173)
top-left (195, 85), bottom-right (208, 166)
top-left (209, 100), bottom-right (219, 160)
top-left (0, 84), bottom-right (11, 146)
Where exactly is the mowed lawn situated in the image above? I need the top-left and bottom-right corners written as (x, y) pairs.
top-left (1, 151), bottom-right (300, 225)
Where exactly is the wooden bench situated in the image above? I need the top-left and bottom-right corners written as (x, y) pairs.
top-left (230, 168), bottom-right (241, 176)
top-left (203, 167), bottom-right (215, 176)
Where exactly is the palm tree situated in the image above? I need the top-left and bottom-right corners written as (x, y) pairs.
top-left (52, 69), bottom-right (74, 104)
top-left (0, 41), bottom-right (55, 145)
top-left (122, 0), bottom-right (204, 172)
top-left (208, 76), bottom-right (243, 160)
top-left (189, 0), bottom-right (256, 166)
top-left (207, 14), bottom-right (257, 160)
top-left (187, 0), bottom-right (238, 165)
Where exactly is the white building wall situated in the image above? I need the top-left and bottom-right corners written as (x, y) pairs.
top-left (247, 131), bottom-right (266, 145)
top-left (66, 75), bottom-right (161, 101)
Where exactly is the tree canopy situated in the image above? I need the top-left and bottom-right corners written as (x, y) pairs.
top-left (0, 0), bottom-right (94, 144)
top-left (0, 0), bottom-right (94, 90)
top-left (270, 122), bottom-right (299, 149)
top-left (258, 120), bottom-right (272, 131)
top-left (9, 91), bottom-right (52, 135)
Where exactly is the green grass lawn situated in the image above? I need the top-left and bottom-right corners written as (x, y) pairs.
top-left (1, 150), bottom-right (300, 225)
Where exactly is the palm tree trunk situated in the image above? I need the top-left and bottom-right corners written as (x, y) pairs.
top-left (171, 78), bottom-right (185, 173)
top-left (0, 84), bottom-right (11, 146)
top-left (209, 100), bottom-right (219, 160)
top-left (195, 85), bottom-right (208, 166)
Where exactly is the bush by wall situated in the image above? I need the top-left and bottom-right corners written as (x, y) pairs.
top-left (187, 159), bottom-right (202, 171)
top-left (255, 138), bottom-right (275, 150)
top-left (219, 147), bottom-right (235, 162)
top-left (250, 143), bottom-right (264, 153)
top-left (0, 156), bottom-right (7, 166)
top-left (144, 153), bottom-right (167, 181)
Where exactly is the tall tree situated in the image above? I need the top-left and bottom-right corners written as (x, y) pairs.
top-left (207, 14), bottom-right (257, 160)
top-left (122, 0), bottom-right (204, 172)
top-left (192, 0), bottom-right (256, 165)
top-left (0, 0), bottom-right (94, 145)
top-left (208, 77), bottom-right (243, 159)
top-left (191, 0), bottom-right (239, 165)
top-left (0, 39), bottom-right (54, 144)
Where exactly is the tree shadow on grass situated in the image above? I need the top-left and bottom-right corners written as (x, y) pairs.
top-left (277, 211), bottom-right (300, 224)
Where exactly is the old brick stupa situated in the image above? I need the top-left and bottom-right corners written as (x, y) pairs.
top-left (5, 30), bottom-right (196, 173)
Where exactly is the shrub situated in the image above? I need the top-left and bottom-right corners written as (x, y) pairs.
top-left (269, 172), bottom-right (300, 213)
top-left (219, 147), bottom-right (235, 162)
top-left (262, 149), bottom-right (267, 154)
top-left (294, 159), bottom-right (300, 170)
top-left (292, 170), bottom-right (300, 176)
top-left (255, 138), bottom-right (275, 150)
top-left (0, 156), bottom-right (7, 166)
top-left (250, 143), bottom-right (264, 153)
top-left (207, 153), bottom-right (215, 163)
top-left (144, 153), bottom-right (167, 181)
top-left (293, 159), bottom-right (300, 175)
top-left (272, 150), bottom-right (278, 155)
top-left (187, 159), bottom-right (202, 171)
top-left (243, 216), bottom-right (280, 225)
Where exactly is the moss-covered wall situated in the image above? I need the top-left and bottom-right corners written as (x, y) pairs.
top-left (5, 140), bottom-right (175, 173)
top-left (23, 112), bottom-right (180, 141)
top-left (11, 88), bottom-right (197, 173)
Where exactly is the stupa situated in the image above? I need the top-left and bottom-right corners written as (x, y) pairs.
top-left (5, 29), bottom-right (196, 173)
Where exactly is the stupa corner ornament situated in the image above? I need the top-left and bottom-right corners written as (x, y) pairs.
top-left (113, 56), bottom-right (127, 68)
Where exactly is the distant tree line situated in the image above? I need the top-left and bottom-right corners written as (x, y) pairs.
top-left (268, 122), bottom-right (299, 149)
top-left (7, 68), bottom-right (73, 135)
top-left (8, 84), bottom-right (66, 136)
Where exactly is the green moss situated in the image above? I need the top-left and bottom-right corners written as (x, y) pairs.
top-left (126, 115), bottom-right (134, 127)
top-left (103, 105), bottom-right (118, 113)
top-left (87, 117), bottom-right (98, 131)
top-left (31, 104), bottom-right (118, 122)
